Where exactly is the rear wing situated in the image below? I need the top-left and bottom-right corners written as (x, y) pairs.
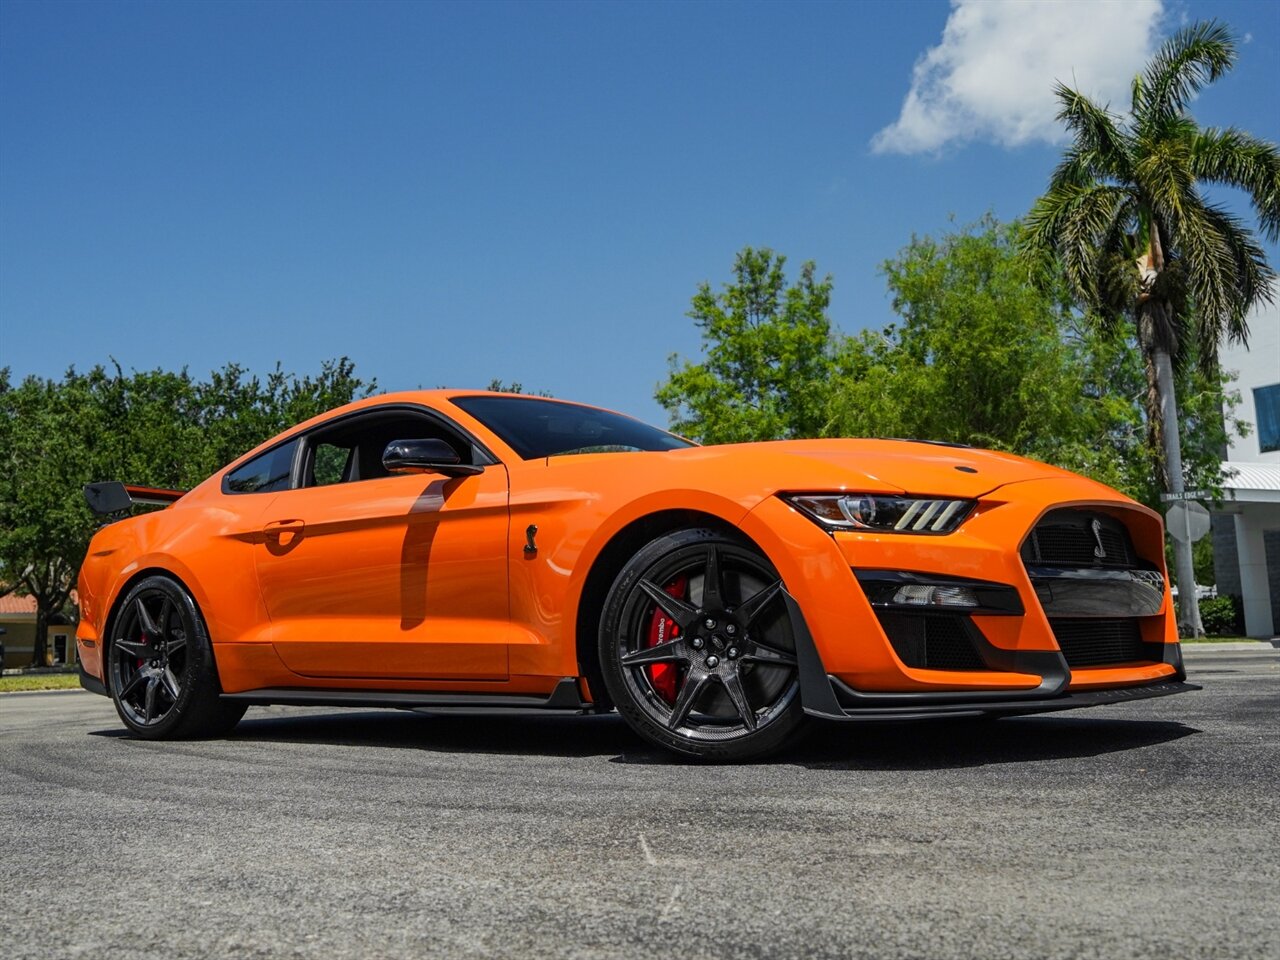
top-left (84, 482), bottom-right (187, 516)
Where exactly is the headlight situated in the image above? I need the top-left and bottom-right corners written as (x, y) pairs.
top-left (784, 494), bottom-right (974, 534)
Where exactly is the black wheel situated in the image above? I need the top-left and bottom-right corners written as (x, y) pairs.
top-left (599, 528), bottom-right (806, 761)
top-left (107, 576), bottom-right (246, 739)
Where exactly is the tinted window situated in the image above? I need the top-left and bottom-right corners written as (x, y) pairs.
top-left (1255, 383), bottom-right (1280, 454)
top-left (299, 409), bottom-right (478, 487)
top-left (224, 439), bottom-right (298, 494)
top-left (311, 442), bottom-right (354, 486)
top-left (451, 396), bottom-right (693, 460)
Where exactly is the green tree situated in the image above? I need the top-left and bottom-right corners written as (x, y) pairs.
top-left (656, 248), bottom-right (836, 443)
top-left (485, 379), bottom-right (553, 397)
top-left (0, 371), bottom-right (100, 663)
top-left (829, 219), bottom-right (1120, 470)
top-left (1021, 20), bottom-right (1279, 635)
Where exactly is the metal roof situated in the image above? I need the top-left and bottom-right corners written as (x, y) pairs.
top-left (1220, 461), bottom-right (1280, 502)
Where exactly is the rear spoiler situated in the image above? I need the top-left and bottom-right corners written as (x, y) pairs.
top-left (84, 482), bottom-right (187, 516)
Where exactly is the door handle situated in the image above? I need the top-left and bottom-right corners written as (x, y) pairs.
top-left (263, 519), bottom-right (305, 541)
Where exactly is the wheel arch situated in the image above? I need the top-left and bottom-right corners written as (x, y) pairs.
top-left (572, 508), bottom-right (770, 708)
top-left (100, 564), bottom-right (203, 692)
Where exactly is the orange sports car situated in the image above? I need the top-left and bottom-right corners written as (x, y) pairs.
top-left (76, 391), bottom-right (1196, 760)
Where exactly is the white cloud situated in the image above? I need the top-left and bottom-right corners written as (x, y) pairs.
top-left (872, 0), bottom-right (1164, 155)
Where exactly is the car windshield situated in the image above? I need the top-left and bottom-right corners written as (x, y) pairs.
top-left (450, 395), bottom-right (694, 460)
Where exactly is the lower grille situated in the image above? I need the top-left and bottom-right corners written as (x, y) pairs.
top-left (877, 612), bottom-right (987, 671)
top-left (1050, 618), bottom-right (1147, 667)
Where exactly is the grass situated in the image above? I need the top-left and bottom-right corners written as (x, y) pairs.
top-left (1182, 635), bottom-right (1256, 643)
top-left (0, 673), bottom-right (83, 693)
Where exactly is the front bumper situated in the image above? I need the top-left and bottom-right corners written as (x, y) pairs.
top-left (818, 676), bottom-right (1200, 721)
top-left (737, 475), bottom-right (1194, 718)
top-left (783, 590), bottom-right (1198, 719)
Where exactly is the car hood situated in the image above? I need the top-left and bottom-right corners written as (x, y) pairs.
top-left (668, 438), bottom-right (1074, 499)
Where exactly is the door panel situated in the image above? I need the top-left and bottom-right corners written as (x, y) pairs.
top-left (254, 467), bottom-right (510, 680)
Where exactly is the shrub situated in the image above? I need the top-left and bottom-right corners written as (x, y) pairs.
top-left (1198, 595), bottom-right (1243, 636)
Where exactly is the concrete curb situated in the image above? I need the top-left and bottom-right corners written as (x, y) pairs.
top-left (0, 687), bottom-right (89, 697)
top-left (1182, 640), bottom-right (1279, 652)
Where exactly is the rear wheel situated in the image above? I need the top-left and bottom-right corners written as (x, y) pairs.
top-left (599, 528), bottom-right (806, 761)
top-left (107, 576), bottom-right (246, 739)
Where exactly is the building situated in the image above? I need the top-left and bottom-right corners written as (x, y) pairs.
top-left (0, 594), bottom-right (78, 671)
top-left (1211, 302), bottom-right (1280, 638)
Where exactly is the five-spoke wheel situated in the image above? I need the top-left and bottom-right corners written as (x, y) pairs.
top-left (599, 528), bottom-right (806, 760)
top-left (107, 576), bottom-right (246, 739)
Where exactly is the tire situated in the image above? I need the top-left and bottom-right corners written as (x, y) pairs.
top-left (599, 528), bottom-right (807, 761)
top-left (107, 576), bottom-right (246, 739)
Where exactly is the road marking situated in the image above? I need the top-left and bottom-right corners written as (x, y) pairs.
top-left (638, 832), bottom-right (658, 866)
top-left (659, 884), bottom-right (682, 921)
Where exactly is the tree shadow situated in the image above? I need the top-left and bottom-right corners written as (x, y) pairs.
top-left (92, 708), bottom-right (1199, 769)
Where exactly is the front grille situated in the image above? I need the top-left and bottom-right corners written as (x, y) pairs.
top-left (1050, 618), bottom-right (1147, 667)
top-left (1021, 510), bottom-right (1136, 568)
top-left (877, 612), bottom-right (987, 671)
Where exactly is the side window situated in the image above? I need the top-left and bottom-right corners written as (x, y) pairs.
top-left (297, 409), bottom-right (477, 488)
top-left (312, 442), bottom-right (353, 486)
top-left (224, 439), bottom-right (298, 494)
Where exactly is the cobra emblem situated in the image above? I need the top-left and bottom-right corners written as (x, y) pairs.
top-left (1090, 518), bottom-right (1107, 559)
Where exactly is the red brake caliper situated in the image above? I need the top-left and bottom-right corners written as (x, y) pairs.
top-left (644, 575), bottom-right (686, 703)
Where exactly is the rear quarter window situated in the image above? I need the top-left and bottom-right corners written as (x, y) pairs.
top-left (223, 439), bottom-right (299, 494)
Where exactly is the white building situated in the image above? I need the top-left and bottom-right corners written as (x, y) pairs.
top-left (1212, 301), bottom-right (1280, 637)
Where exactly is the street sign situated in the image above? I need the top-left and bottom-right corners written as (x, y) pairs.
top-left (1160, 490), bottom-right (1213, 502)
top-left (1167, 500), bottom-right (1211, 544)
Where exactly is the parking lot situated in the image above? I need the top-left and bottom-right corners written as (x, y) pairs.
top-left (2, 644), bottom-right (1277, 960)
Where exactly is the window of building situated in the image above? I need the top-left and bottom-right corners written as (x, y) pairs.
top-left (1255, 383), bottom-right (1280, 454)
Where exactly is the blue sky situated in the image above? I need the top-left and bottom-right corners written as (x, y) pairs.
top-left (2, 0), bottom-right (1277, 425)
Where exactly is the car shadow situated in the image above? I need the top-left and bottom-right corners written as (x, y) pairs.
top-left (92, 708), bottom-right (1199, 769)
top-left (784, 714), bottom-right (1200, 771)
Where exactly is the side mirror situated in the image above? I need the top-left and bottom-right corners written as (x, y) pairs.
top-left (382, 439), bottom-right (483, 478)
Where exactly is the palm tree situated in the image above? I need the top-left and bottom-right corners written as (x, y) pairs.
top-left (1023, 20), bottom-right (1280, 636)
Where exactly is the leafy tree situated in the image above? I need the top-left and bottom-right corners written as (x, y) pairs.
top-left (829, 219), bottom-right (1119, 469)
top-left (0, 371), bottom-right (100, 663)
top-left (486, 379), bottom-right (553, 397)
top-left (0, 359), bottom-right (373, 661)
top-left (1021, 20), bottom-right (1279, 634)
top-left (658, 221), bottom-right (1240, 526)
top-left (656, 248), bottom-right (836, 443)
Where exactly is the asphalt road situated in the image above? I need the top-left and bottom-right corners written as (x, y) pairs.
top-left (2, 646), bottom-right (1278, 960)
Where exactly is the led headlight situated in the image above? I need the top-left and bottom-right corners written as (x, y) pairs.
top-left (784, 494), bottom-right (974, 534)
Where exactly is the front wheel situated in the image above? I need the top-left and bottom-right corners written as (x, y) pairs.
top-left (599, 528), bottom-right (806, 761)
top-left (107, 576), bottom-right (246, 739)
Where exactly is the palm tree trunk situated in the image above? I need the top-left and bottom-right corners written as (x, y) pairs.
top-left (1149, 337), bottom-right (1205, 638)
top-left (1141, 350), bottom-right (1170, 491)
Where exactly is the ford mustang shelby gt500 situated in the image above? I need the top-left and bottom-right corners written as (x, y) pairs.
top-left (76, 391), bottom-right (1196, 760)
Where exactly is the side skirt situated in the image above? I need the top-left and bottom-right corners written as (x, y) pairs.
top-left (220, 676), bottom-right (591, 714)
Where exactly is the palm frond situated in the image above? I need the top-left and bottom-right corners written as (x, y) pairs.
top-left (1173, 193), bottom-right (1246, 341)
top-left (1191, 127), bottom-right (1280, 243)
top-left (1024, 183), bottom-right (1131, 311)
top-left (1194, 201), bottom-right (1277, 348)
top-left (1134, 134), bottom-right (1195, 235)
top-left (1138, 20), bottom-right (1236, 124)
top-left (1054, 82), bottom-right (1133, 178)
